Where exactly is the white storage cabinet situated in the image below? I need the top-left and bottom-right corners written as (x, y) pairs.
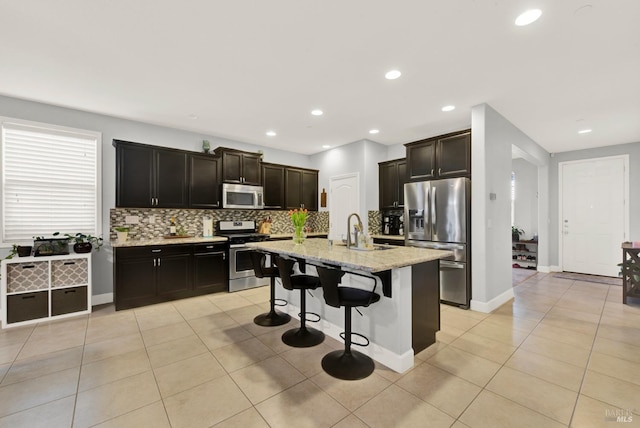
top-left (1, 253), bottom-right (91, 328)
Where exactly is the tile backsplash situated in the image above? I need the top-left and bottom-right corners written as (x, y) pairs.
top-left (110, 208), bottom-right (329, 241)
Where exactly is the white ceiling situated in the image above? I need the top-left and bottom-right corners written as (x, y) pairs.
top-left (1, 1), bottom-right (639, 155)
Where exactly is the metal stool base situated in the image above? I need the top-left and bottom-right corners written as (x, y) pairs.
top-left (321, 350), bottom-right (375, 381)
top-left (254, 310), bottom-right (291, 327)
top-left (282, 327), bottom-right (325, 348)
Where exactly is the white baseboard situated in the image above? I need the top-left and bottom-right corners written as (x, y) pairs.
top-left (470, 287), bottom-right (515, 313)
top-left (92, 293), bottom-right (113, 306)
top-left (549, 265), bottom-right (562, 272)
top-left (537, 265), bottom-right (551, 273)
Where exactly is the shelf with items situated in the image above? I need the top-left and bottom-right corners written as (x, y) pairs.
top-left (1, 253), bottom-right (91, 328)
top-left (512, 240), bottom-right (538, 270)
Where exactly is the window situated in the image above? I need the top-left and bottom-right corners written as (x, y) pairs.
top-left (1, 118), bottom-right (101, 244)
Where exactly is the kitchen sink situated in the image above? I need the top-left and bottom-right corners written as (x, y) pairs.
top-left (348, 244), bottom-right (395, 251)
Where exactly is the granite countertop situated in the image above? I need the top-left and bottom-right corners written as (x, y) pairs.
top-left (371, 234), bottom-right (404, 241)
top-left (268, 232), bottom-right (328, 239)
top-left (111, 236), bottom-right (228, 248)
top-left (246, 238), bottom-right (452, 273)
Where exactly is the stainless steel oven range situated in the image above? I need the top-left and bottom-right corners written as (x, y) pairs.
top-left (216, 220), bottom-right (270, 292)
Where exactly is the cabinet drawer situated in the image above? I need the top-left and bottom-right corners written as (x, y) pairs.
top-left (51, 286), bottom-right (88, 316)
top-left (7, 262), bottom-right (48, 293)
top-left (7, 291), bottom-right (48, 324)
top-left (193, 243), bottom-right (227, 254)
top-left (117, 245), bottom-right (192, 259)
top-left (51, 259), bottom-right (89, 288)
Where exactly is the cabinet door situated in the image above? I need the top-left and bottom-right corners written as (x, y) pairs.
top-left (241, 153), bottom-right (262, 185)
top-left (156, 253), bottom-right (192, 296)
top-left (262, 164), bottom-right (285, 209)
top-left (285, 168), bottom-right (303, 209)
top-left (397, 160), bottom-right (407, 207)
top-left (221, 151), bottom-right (243, 183)
top-left (406, 140), bottom-right (436, 181)
top-left (116, 143), bottom-right (154, 207)
top-left (301, 170), bottom-right (318, 211)
top-left (189, 155), bottom-right (220, 208)
top-left (193, 249), bottom-right (227, 293)
top-left (115, 255), bottom-right (157, 309)
top-left (379, 161), bottom-right (398, 209)
top-left (437, 132), bottom-right (471, 177)
top-left (155, 149), bottom-right (188, 207)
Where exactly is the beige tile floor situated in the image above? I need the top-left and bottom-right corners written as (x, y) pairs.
top-left (0, 272), bottom-right (639, 427)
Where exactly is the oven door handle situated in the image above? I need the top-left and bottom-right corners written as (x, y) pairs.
top-left (229, 244), bottom-right (249, 249)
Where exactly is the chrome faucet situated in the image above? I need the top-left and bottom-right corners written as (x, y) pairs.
top-left (346, 213), bottom-right (363, 249)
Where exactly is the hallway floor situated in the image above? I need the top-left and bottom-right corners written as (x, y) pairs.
top-left (0, 273), bottom-right (638, 427)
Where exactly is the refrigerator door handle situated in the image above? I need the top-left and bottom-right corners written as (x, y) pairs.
top-left (425, 185), bottom-right (431, 237)
top-left (431, 186), bottom-right (437, 234)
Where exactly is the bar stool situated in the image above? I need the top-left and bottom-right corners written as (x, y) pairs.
top-left (276, 256), bottom-right (325, 348)
top-left (316, 266), bottom-right (381, 380)
top-left (250, 251), bottom-right (291, 327)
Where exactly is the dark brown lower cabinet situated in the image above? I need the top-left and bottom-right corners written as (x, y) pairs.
top-left (115, 243), bottom-right (227, 310)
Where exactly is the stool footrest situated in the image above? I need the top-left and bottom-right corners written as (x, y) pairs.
top-left (300, 311), bottom-right (321, 323)
top-left (339, 331), bottom-right (370, 347)
top-left (274, 298), bottom-right (288, 307)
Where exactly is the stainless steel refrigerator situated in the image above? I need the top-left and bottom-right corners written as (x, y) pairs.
top-left (404, 177), bottom-right (471, 308)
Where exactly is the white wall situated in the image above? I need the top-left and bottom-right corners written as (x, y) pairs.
top-left (471, 103), bottom-right (549, 311)
top-left (0, 95), bottom-right (311, 296)
top-left (512, 158), bottom-right (538, 240)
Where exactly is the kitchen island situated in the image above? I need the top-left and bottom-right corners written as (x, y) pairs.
top-left (246, 238), bottom-right (452, 372)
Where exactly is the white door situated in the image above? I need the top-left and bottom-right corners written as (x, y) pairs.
top-left (560, 156), bottom-right (627, 277)
top-left (329, 173), bottom-right (359, 241)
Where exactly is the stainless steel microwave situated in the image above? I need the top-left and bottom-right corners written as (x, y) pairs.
top-left (222, 183), bottom-right (264, 209)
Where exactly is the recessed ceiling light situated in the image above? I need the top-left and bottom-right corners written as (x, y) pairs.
top-left (385, 70), bottom-right (402, 80)
top-left (515, 9), bottom-right (542, 26)
top-left (322, 145), bottom-right (331, 149)
top-left (187, 114), bottom-right (198, 120)
top-left (441, 105), bottom-right (456, 112)
top-left (578, 129), bottom-right (592, 134)
top-left (311, 109), bottom-right (323, 116)
top-left (266, 130), bottom-right (276, 137)
top-left (369, 129), bottom-right (380, 134)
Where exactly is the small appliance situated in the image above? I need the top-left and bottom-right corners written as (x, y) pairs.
top-left (382, 214), bottom-right (402, 235)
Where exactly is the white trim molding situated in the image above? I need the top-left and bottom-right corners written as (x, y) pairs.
top-left (470, 287), bottom-right (515, 313)
top-left (92, 293), bottom-right (113, 306)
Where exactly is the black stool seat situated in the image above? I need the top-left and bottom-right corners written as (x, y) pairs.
top-left (250, 251), bottom-right (291, 327)
top-left (276, 257), bottom-right (325, 348)
top-left (317, 266), bottom-right (380, 380)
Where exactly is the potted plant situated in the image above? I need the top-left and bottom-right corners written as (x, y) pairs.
top-left (57, 232), bottom-right (103, 253)
top-left (512, 226), bottom-right (524, 242)
top-left (114, 226), bottom-right (130, 243)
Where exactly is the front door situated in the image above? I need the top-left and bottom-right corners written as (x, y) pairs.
top-left (560, 156), bottom-right (627, 277)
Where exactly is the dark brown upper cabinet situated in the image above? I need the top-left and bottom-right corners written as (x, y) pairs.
top-left (405, 130), bottom-right (471, 181)
top-left (262, 163), bottom-right (286, 209)
top-left (285, 167), bottom-right (318, 211)
top-left (215, 147), bottom-right (261, 185)
top-left (379, 158), bottom-right (407, 209)
top-left (189, 154), bottom-right (220, 209)
top-left (115, 140), bottom-right (188, 208)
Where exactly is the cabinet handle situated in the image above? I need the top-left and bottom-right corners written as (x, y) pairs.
top-left (157, 258), bottom-right (161, 267)
top-left (153, 259), bottom-right (156, 267)
top-left (22, 295), bottom-right (36, 299)
top-left (63, 261), bottom-right (76, 265)
top-left (22, 265), bottom-right (35, 269)
top-left (431, 169), bottom-right (434, 176)
top-left (64, 289), bottom-right (77, 294)
top-left (438, 168), bottom-right (441, 175)
top-left (206, 245), bottom-right (214, 249)
top-left (151, 249), bottom-right (162, 253)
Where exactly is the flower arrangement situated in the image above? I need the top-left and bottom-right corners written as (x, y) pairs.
top-left (289, 208), bottom-right (308, 244)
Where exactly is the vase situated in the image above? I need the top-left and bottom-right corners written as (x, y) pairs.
top-left (116, 231), bottom-right (128, 243)
top-left (293, 225), bottom-right (306, 244)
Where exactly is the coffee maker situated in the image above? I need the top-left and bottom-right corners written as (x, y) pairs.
top-left (382, 214), bottom-right (403, 235)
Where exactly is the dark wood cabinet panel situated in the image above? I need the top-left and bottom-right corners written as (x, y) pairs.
top-left (284, 167), bottom-right (318, 210)
top-left (301, 170), bottom-right (318, 211)
top-left (189, 154), bottom-right (220, 208)
top-left (262, 163), bottom-right (286, 209)
top-left (218, 148), bottom-right (261, 185)
top-left (116, 142), bottom-right (154, 208)
top-left (404, 130), bottom-right (471, 181)
top-left (436, 131), bottom-right (471, 177)
top-left (114, 244), bottom-right (221, 310)
top-left (406, 140), bottom-right (436, 181)
top-left (114, 140), bottom-right (188, 208)
top-left (379, 158), bottom-right (407, 209)
top-left (155, 149), bottom-right (188, 207)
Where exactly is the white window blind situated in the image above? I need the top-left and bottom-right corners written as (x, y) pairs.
top-left (1, 119), bottom-right (101, 243)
